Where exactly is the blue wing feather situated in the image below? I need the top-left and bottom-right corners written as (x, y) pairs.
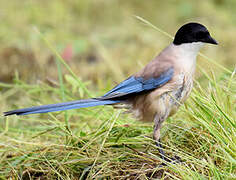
top-left (101, 67), bottom-right (173, 99)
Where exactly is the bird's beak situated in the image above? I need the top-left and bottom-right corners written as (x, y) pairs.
top-left (206, 35), bottom-right (218, 45)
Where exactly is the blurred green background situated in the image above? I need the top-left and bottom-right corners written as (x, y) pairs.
top-left (0, 0), bottom-right (235, 86)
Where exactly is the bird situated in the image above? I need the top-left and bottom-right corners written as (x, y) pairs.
top-left (4, 22), bottom-right (218, 162)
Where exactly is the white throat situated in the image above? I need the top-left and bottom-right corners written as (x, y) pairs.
top-left (170, 42), bottom-right (205, 74)
top-left (173, 42), bottom-right (205, 59)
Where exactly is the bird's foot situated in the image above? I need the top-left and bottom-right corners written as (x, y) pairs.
top-left (155, 140), bottom-right (182, 166)
top-left (159, 155), bottom-right (182, 167)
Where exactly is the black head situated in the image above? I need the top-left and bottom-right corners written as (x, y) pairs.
top-left (173, 22), bottom-right (218, 45)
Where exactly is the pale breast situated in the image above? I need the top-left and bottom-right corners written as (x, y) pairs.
top-left (169, 73), bottom-right (193, 115)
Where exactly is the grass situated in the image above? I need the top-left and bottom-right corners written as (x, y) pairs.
top-left (0, 1), bottom-right (236, 179)
top-left (0, 62), bottom-right (235, 179)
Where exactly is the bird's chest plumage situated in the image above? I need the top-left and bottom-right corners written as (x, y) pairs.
top-left (168, 73), bottom-right (193, 115)
top-left (167, 44), bottom-right (197, 114)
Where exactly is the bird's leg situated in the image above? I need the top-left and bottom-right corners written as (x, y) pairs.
top-left (153, 120), bottom-right (168, 161)
top-left (155, 139), bottom-right (166, 161)
top-left (153, 114), bottom-right (181, 164)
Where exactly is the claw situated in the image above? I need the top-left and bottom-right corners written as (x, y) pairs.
top-left (156, 139), bottom-right (182, 166)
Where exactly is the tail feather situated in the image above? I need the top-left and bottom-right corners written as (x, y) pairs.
top-left (4, 98), bottom-right (121, 116)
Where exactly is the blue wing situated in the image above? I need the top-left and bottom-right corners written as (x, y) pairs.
top-left (100, 67), bottom-right (174, 99)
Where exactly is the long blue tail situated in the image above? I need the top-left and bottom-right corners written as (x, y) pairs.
top-left (4, 98), bottom-right (121, 116)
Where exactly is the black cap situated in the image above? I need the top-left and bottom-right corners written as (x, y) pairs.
top-left (173, 22), bottom-right (218, 45)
